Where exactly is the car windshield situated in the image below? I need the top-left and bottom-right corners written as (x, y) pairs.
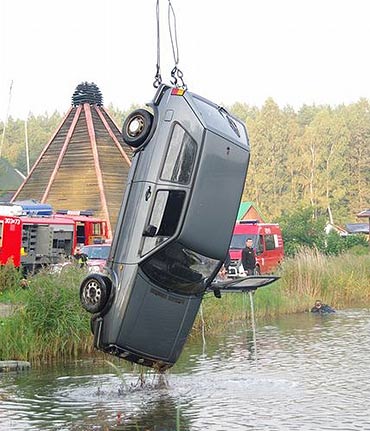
top-left (229, 234), bottom-right (257, 249)
top-left (80, 245), bottom-right (110, 260)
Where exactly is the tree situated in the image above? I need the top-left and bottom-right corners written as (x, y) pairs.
top-left (278, 207), bottom-right (326, 256)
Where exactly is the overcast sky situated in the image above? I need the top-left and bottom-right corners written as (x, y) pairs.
top-left (1, 0), bottom-right (370, 120)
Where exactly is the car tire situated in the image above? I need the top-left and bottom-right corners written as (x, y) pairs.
top-left (255, 266), bottom-right (261, 275)
top-left (122, 109), bottom-right (154, 148)
top-left (80, 274), bottom-right (111, 314)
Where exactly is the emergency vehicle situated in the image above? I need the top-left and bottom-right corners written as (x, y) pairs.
top-left (55, 210), bottom-right (109, 249)
top-left (0, 205), bottom-right (109, 272)
top-left (228, 220), bottom-right (284, 275)
top-left (0, 215), bottom-right (22, 267)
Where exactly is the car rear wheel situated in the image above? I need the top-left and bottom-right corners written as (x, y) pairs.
top-left (122, 109), bottom-right (154, 148)
top-left (80, 274), bottom-right (111, 313)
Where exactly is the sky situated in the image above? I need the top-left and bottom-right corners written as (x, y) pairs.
top-left (1, 0), bottom-right (370, 120)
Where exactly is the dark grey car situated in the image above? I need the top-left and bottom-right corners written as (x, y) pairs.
top-left (80, 84), bottom-right (270, 370)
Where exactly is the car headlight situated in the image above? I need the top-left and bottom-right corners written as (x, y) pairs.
top-left (89, 265), bottom-right (102, 273)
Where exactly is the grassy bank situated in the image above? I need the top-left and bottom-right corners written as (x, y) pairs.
top-left (0, 249), bottom-right (369, 361)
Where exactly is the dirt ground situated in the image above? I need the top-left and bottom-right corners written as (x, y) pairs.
top-left (0, 303), bottom-right (15, 318)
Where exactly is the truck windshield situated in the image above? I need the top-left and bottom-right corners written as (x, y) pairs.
top-left (229, 234), bottom-right (257, 249)
top-left (142, 242), bottom-right (219, 295)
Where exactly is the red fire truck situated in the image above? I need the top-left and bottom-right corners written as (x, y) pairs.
top-left (55, 210), bottom-right (109, 250)
top-left (228, 220), bottom-right (284, 275)
top-left (0, 215), bottom-right (22, 267)
top-left (0, 211), bottom-right (109, 272)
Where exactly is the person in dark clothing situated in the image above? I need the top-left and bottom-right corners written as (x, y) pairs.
top-left (241, 238), bottom-right (256, 276)
top-left (311, 300), bottom-right (335, 314)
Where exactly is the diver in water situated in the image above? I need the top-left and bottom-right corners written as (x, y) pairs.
top-left (311, 300), bottom-right (335, 314)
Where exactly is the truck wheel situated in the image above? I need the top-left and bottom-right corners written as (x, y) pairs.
top-left (80, 274), bottom-right (111, 313)
top-left (122, 109), bottom-right (153, 148)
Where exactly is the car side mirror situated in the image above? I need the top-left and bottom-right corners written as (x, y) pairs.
top-left (143, 224), bottom-right (157, 237)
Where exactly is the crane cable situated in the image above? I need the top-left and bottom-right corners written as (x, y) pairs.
top-left (153, 0), bottom-right (187, 89)
top-left (153, 0), bottom-right (162, 88)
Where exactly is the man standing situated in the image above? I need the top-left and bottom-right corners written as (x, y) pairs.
top-left (241, 238), bottom-right (256, 276)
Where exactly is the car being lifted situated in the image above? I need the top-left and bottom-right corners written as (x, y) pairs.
top-left (80, 84), bottom-right (278, 371)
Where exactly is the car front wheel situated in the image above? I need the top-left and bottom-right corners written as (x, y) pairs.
top-left (122, 109), bottom-right (154, 148)
top-left (80, 274), bottom-right (111, 313)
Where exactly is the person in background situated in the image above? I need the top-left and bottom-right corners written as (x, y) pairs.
top-left (241, 238), bottom-right (256, 276)
top-left (311, 300), bottom-right (335, 314)
top-left (74, 247), bottom-right (87, 268)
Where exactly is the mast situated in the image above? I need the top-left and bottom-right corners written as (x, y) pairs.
top-left (0, 80), bottom-right (14, 159)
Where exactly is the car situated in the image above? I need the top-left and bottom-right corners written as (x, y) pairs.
top-left (80, 243), bottom-right (111, 274)
top-left (79, 84), bottom-right (276, 371)
top-left (228, 220), bottom-right (284, 276)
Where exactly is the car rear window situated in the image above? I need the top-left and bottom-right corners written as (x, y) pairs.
top-left (160, 123), bottom-right (197, 185)
top-left (142, 242), bottom-right (219, 295)
top-left (81, 245), bottom-right (110, 259)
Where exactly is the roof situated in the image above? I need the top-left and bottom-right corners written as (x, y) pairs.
top-left (357, 209), bottom-right (370, 218)
top-left (237, 201), bottom-right (265, 221)
top-left (0, 158), bottom-right (24, 191)
top-left (11, 82), bottom-right (132, 237)
top-left (345, 223), bottom-right (369, 234)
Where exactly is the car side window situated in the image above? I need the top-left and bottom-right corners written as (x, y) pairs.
top-left (141, 190), bottom-right (185, 256)
top-left (160, 123), bottom-right (197, 185)
top-left (256, 235), bottom-right (264, 255)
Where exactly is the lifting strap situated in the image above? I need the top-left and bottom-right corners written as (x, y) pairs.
top-left (153, 0), bottom-right (187, 89)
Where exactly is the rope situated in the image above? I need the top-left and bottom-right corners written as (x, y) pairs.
top-left (153, 0), bottom-right (162, 88)
top-left (153, 0), bottom-right (186, 89)
top-left (168, 0), bottom-right (186, 89)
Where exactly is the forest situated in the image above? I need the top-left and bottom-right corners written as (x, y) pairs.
top-left (1, 97), bottom-right (369, 226)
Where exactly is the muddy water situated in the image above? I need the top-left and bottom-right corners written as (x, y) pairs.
top-left (1, 308), bottom-right (370, 430)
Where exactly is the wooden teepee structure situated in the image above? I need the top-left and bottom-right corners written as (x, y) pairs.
top-left (12, 82), bottom-right (132, 236)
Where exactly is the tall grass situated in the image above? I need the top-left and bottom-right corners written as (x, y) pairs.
top-left (281, 247), bottom-right (370, 310)
top-left (0, 262), bottom-right (23, 295)
top-left (0, 266), bottom-right (93, 362)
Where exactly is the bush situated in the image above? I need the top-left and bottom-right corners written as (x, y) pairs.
top-left (325, 231), bottom-right (369, 255)
top-left (278, 207), bottom-right (326, 256)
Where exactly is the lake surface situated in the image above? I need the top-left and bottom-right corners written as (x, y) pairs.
top-left (1, 308), bottom-right (370, 430)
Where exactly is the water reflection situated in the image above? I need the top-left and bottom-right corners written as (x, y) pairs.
top-left (1, 309), bottom-right (370, 430)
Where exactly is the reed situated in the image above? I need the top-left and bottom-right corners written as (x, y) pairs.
top-left (0, 262), bottom-right (23, 295)
top-left (280, 247), bottom-right (370, 309)
top-left (0, 266), bottom-right (93, 362)
top-left (195, 248), bottom-right (370, 332)
top-left (1, 249), bottom-right (369, 361)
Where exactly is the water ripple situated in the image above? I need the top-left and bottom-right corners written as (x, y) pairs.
top-left (1, 309), bottom-right (370, 430)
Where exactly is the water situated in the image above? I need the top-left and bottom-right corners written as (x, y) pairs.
top-left (1, 308), bottom-right (370, 430)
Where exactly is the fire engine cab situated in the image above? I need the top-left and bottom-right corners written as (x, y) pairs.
top-left (0, 215), bottom-right (22, 267)
top-left (55, 210), bottom-right (108, 249)
top-left (228, 220), bottom-right (284, 275)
